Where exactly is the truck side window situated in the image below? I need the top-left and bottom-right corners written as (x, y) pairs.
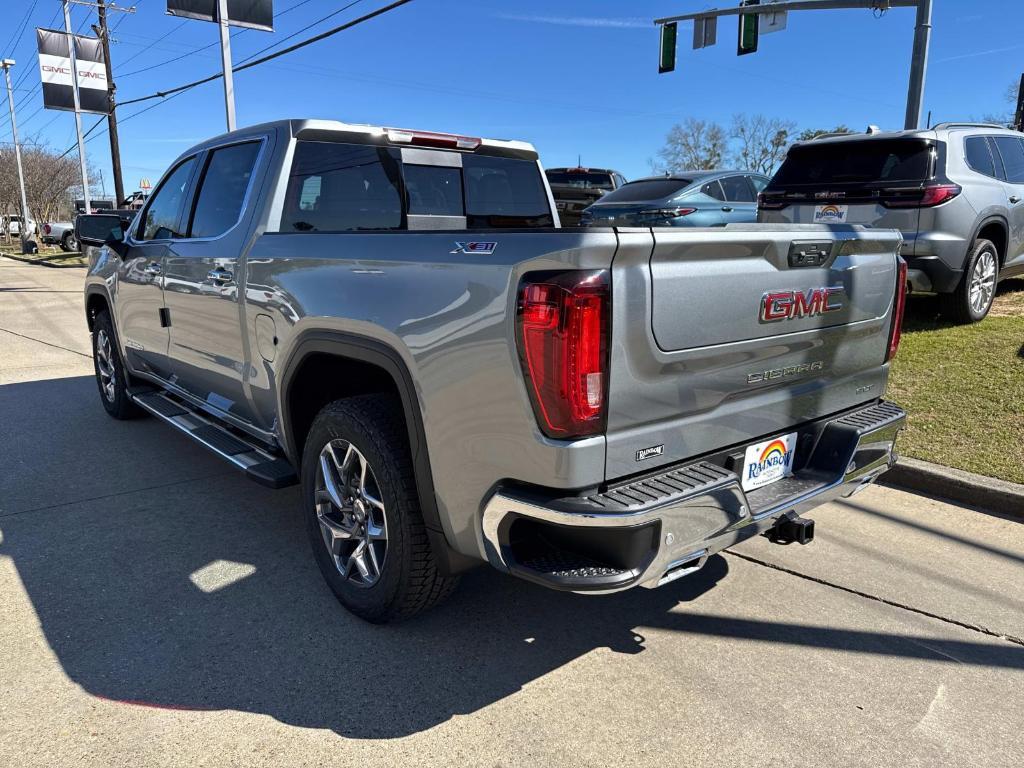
top-left (189, 141), bottom-right (261, 238)
top-left (138, 156), bottom-right (197, 241)
top-left (283, 141), bottom-right (403, 232)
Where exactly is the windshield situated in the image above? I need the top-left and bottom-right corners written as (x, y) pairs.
top-left (772, 139), bottom-right (933, 186)
top-left (545, 171), bottom-right (616, 190)
top-left (597, 179), bottom-right (691, 203)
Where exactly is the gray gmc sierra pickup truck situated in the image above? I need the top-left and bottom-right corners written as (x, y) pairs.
top-left (78, 119), bottom-right (907, 623)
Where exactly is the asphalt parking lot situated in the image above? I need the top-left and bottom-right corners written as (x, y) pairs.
top-left (1, 255), bottom-right (1022, 767)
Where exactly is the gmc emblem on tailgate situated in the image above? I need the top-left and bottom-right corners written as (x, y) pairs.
top-left (760, 287), bottom-right (844, 323)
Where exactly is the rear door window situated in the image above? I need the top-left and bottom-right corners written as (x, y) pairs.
top-left (772, 139), bottom-right (933, 186)
top-left (965, 136), bottom-right (998, 178)
top-left (993, 136), bottom-right (1024, 183)
top-left (600, 179), bottom-right (690, 203)
top-left (720, 175), bottom-right (756, 202)
top-left (701, 180), bottom-right (725, 201)
top-left (282, 142), bottom-right (403, 232)
top-left (188, 141), bottom-right (261, 238)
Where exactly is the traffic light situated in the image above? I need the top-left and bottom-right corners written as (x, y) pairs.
top-left (659, 22), bottom-right (677, 73)
top-left (737, 0), bottom-right (760, 56)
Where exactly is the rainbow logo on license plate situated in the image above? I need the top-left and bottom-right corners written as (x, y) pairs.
top-left (742, 433), bottom-right (797, 491)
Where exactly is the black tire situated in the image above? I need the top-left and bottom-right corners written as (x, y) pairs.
top-left (60, 231), bottom-right (77, 252)
top-left (940, 238), bottom-right (999, 324)
top-left (91, 310), bottom-right (143, 419)
top-left (301, 394), bottom-right (459, 623)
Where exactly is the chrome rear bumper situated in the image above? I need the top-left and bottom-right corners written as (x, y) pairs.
top-left (482, 401), bottom-right (906, 593)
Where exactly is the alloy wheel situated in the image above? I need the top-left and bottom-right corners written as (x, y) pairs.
top-left (95, 329), bottom-right (116, 402)
top-left (314, 439), bottom-right (388, 587)
top-left (969, 249), bottom-right (997, 315)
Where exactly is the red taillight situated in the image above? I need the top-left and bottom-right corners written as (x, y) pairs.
top-left (385, 127), bottom-right (481, 151)
top-left (516, 271), bottom-right (609, 438)
top-left (886, 256), bottom-right (908, 362)
top-left (882, 183), bottom-right (961, 208)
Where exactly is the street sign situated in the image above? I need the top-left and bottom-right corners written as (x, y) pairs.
top-left (693, 17), bottom-right (718, 49)
top-left (659, 22), bottom-right (677, 73)
top-left (761, 7), bottom-right (788, 33)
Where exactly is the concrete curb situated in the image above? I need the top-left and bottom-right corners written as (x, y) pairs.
top-left (1, 251), bottom-right (86, 269)
top-left (882, 457), bottom-right (1024, 520)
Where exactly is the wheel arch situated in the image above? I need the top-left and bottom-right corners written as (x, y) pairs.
top-left (85, 285), bottom-right (112, 332)
top-left (277, 330), bottom-right (475, 573)
top-left (971, 216), bottom-right (1009, 267)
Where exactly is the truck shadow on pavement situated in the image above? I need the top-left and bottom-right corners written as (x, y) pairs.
top-left (2, 375), bottom-right (1023, 739)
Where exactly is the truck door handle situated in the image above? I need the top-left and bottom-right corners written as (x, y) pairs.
top-left (721, 206), bottom-right (733, 212)
top-left (207, 268), bottom-right (233, 283)
top-left (1010, 196), bottom-right (1021, 204)
top-left (144, 262), bottom-right (162, 275)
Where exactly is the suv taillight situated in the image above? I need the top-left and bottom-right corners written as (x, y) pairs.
top-left (516, 271), bottom-right (609, 438)
top-left (757, 192), bottom-right (787, 210)
top-left (885, 257), bottom-right (908, 362)
top-left (882, 183), bottom-right (961, 208)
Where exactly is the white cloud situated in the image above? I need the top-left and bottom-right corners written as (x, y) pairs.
top-left (497, 13), bottom-right (650, 30)
top-left (935, 44), bottom-right (1024, 64)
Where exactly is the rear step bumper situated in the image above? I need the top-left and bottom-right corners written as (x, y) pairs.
top-left (482, 401), bottom-right (906, 593)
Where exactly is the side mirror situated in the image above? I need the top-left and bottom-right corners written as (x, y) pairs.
top-left (75, 213), bottom-right (128, 249)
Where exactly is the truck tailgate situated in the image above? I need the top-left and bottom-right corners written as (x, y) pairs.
top-left (605, 224), bottom-right (901, 480)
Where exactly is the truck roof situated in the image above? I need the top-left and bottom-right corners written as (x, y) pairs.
top-left (186, 118), bottom-right (539, 161)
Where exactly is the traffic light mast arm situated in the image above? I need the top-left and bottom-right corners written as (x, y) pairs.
top-left (654, 0), bottom-right (918, 26)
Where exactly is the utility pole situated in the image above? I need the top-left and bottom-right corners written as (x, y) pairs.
top-left (1, 59), bottom-right (32, 254)
top-left (217, 0), bottom-right (237, 131)
top-left (94, 0), bottom-right (125, 206)
top-left (904, 0), bottom-right (932, 131)
top-left (654, 1), bottom-right (934, 129)
top-left (63, 0), bottom-right (91, 214)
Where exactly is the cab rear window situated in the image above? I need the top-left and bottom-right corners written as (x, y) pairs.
top-left (772, 139), bottom-right (933, 186)
top-left (282, 141), bottom-right (553, 230)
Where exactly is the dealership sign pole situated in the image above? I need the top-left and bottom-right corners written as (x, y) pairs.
top-left (62, 0), bottom-right (91, 214)
top-left (1, 60), bottom-right (32, 254)
top-left (218, 0), bottom-right (236, 130)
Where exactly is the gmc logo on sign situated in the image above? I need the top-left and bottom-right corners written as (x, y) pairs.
top-left (760, 287), bottom-right (844, 322)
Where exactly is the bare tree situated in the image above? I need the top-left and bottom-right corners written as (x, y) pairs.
top-left (795, 125), bottom-right (852, 142)
top-left (0, 138), bottom-right (90, 226)
top-left (652, 118), bottom-right (729, 173)
top-left (730, 114), bottom-right (796, 175)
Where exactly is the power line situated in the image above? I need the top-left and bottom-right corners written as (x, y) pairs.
top-left (1, 0), bottom-right (40, 61)
top-left (119, 0), bottom-right (414, 107)
top-left (235, 0), bottom-right (366, 65)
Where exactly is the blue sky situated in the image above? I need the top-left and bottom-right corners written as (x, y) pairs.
top-left (1, 0), bottom-right (1022, 193)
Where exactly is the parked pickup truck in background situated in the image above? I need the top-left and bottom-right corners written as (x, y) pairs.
top-left (41, 220), bottom-right (78, 251)
top-left (79, 118), bottom-right (908, 623)
top-left (545, 166), bottom-right (627, 226)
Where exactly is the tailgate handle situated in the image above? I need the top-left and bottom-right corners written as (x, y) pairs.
top-left (788, 240), bottom-right (834, 268)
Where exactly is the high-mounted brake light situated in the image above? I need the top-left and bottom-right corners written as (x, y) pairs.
top-left (385, 128), bottom-right (481, 151)
top-left (885, 256), bottom-right (908, 362)
top-left (882, 183), bottom-right (961, 209)
top-left (516, 271), bottom-right (609, 439)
